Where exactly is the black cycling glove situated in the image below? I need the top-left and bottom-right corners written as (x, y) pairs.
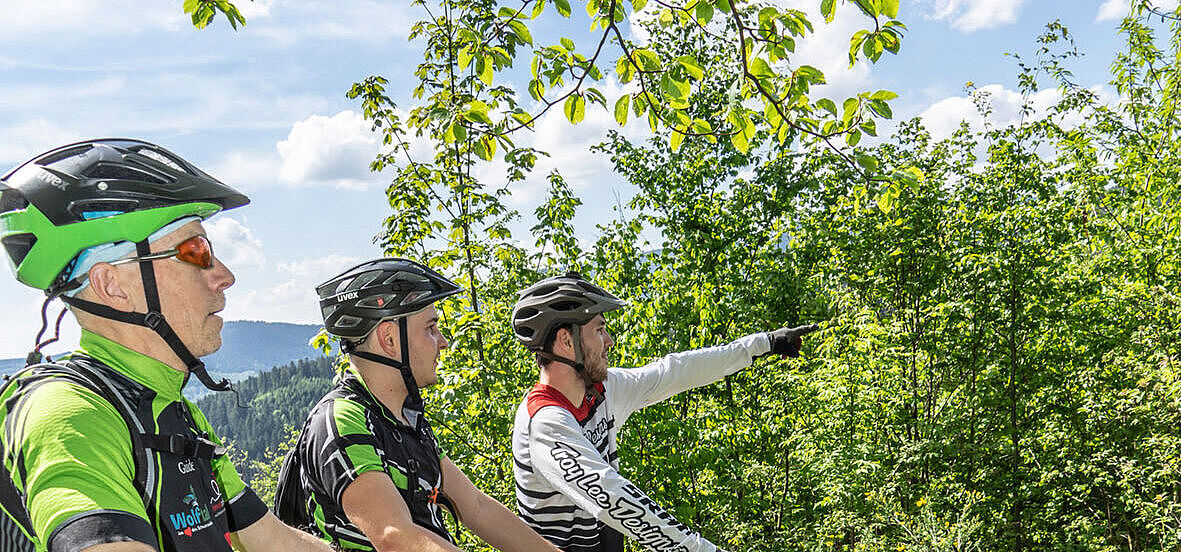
top-left (761, 324), bottom-right (820, 358)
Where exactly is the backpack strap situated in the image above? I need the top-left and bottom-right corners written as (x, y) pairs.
top-left (0, 359), bottom-right (154, 550)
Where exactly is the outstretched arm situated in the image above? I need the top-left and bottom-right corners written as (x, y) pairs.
top-left (611, 325), bottom-right (819, 418)
top-left (529, 408), bottom-right (727, 552)
top-left (440, 458), bottom-right (562, 551)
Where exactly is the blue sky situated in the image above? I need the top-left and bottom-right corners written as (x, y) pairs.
top-left (0, 0), bottom-right (1161, 358)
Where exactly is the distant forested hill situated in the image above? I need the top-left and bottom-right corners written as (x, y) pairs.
top-left (196, 356), bottom-right (335, 482)
top-left (1, 321), bottom-right (322, 383)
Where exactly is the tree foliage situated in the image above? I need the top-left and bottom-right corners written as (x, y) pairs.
top-left (226, 1), bottom-right (1181, 550)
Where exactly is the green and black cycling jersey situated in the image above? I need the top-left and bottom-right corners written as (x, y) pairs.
top-left (276, 365), bottom-right (452, 550)
top-left (0, 330), bottom-right (268, 552)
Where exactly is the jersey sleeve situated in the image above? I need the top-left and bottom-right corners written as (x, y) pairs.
top-left (305, 398), bottom-right (390, 505)
top-left (528, 407), bottom-right (724, 552)
top-left (185, 399), bottom-right (268, 532)
top-left (5, 380), bottom-right (157, 552)
top-left (608, 332), bottom-right (770, 420)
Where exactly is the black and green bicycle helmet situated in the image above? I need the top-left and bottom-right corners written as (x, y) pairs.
top-left (0, 138), bottom-right (248, 292)
top-left (0, 138), bottom-right (248, 391)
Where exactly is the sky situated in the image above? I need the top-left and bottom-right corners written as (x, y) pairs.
top-left (0, 0), bottom-right (1163, 358)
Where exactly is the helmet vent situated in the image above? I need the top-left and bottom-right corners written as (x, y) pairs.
top-left (0, 186), bottom-right (29, 213)
top-left (335, 315), bottom-right (363, 328)
top-left (84, 163), bottom-right (169, 184)
top-left (133, 148), bottom-right (186, 173)
top-left (401, 290), bottom-right (431, 305)
top-left (1, 233), bottom-right (37, 267)
top-left (551, 300), bottom-right (582, 312)
top-left (35, 145), bottom-right (92, 167)
top-left (357, 294), bottom-right (397, 309)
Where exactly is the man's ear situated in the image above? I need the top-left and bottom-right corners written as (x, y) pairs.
top-left (373, 320), bottom-right (401, 357)
top-left (556, 326), bottom-right (573, 349)
top-left (86, 263), bottom-right (135, 312)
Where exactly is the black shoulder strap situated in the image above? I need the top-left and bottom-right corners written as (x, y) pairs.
top-left (0, 360), bottom-right (152, 551)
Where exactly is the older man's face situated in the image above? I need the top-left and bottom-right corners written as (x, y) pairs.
top-left (120, 220), bottom-right (236, 359)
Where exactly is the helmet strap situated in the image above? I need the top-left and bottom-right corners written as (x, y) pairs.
top-left (59, 239), bottom-right (233, 393)
top-left (538, 324), bottom-right (594, 388)
top-left (347, 318), bottom-right (426, 432)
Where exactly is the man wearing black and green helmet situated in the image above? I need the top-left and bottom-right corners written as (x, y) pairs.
top-left (0, 139), bottom-right (332, 552)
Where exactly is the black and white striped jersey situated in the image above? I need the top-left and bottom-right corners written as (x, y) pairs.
top-left (511, 333), bottom-right (770, 552)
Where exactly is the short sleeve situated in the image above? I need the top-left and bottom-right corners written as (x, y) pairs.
top-left (6, 380), bottom-right (155, 551)
top-left (305, 398), bottom-right (388, 505)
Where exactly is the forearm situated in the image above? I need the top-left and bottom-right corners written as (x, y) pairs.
top-left (369, 524), bottom-right (461, 552)
top-left (231, 512), bottom-right (333, 552)
top-left (465, 495), bottom-right (560, 552)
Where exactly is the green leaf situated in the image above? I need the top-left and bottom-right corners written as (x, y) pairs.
top-left (715, 0), bottom-right (732, 12)
top-left (855, 153), bottom-right (879, 172)
top-left (554, 0), bottom-right (572, 16)
top-left (635, 49), bottom-right (661, 71)
top-left (466, 100), bottom-right (492, 124)
top-left (676, 56), bottom-right (705, 80)
top-left (631, 0), bottom-right (648, 11)
top-left (695, 1), bottom-right (714, 24)
top-left (528, 79), bottom-right (545, 100)
top-left (880, 0), bottom-right (899, 18)
top-left (560, 37), bottom-right (575, 52)
top-left (845, 129), bottom-right (861, 146)
top-left (860, 119), bottom-right (877, 136)
top-left (477, 57), bottom-right (494, 85)
top-left (876, 188), bottom-right (895, 214)
top-left (458, 46), bottom-right (475, 71)
top-left (564, 94), bottom-right (586, 124)
top-left (670, 128), bottom-right (685, 152)
top-left (615, 94), bottom-right (631, 125)
top-left (870, 90), bottom-right (899, 101)
top-left (842, 97), bottom-right (860, 125)
top-left (659, 9), bottom-right (675, 26)
top-left (183, 0), bottom-right (200, 14)
top-left (816, 98), bottom-right (838, 117)
top-left (750, 57), bottom-right (775, 79)
top-left (508, 20), bottom-right (533, 46)
top-left (820, 0), bottom-right (835, 23)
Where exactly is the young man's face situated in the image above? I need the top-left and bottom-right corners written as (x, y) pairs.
top-left (578, 314), bottom-right (614, 383)
top-left (121, 220), bottom-right (235, 359)
top-left (405, 304), bottom-right (449, 388)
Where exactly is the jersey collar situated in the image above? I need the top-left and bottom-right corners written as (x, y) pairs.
top-left (76, 329), bottom-right (188, 401)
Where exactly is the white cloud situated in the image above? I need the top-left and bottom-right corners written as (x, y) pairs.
top-left (244, 0), bottom-right (414, 46)
top-left (1096, 0), bottom-right (1131, 21)
top-left (207, 150), bottom-right (282, 192)
top-left (205, 217), bottom-right (265, 271)
top-left (917, 83), bottom-right (1116, 140)
top-left (1097, 0), bottom-right (1179, 21)
top-left (277, 110), bottom-right (383, 189)
top-left (224, 254), bottom-right (361, 323)
top-left (0, 1), bottom-right (183, 36)
top-left (923, 0), bottom-right (1026, 32)
top-left (0, 120), bottom-right (83, 169)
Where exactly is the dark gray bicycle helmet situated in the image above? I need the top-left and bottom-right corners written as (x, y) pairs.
top-left (512, 271), bottom-right (627, 351)
top-left (316, 258), bottom-right (464, 430)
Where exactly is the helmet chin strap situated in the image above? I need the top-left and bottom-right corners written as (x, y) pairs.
top-left (538, 325), bottom-right (596, 389)
top-left (344, 318), bottom-right (426, 432)
top-left (58, 240), bottom-right (233, 393)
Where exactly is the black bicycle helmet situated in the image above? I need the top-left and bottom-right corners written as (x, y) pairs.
top-left (512, 271), bottom-right (627, 351)
top-left (317, 258), bottom-right (464, 340)
top-left (317, 258), bottom-right (464, 430)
